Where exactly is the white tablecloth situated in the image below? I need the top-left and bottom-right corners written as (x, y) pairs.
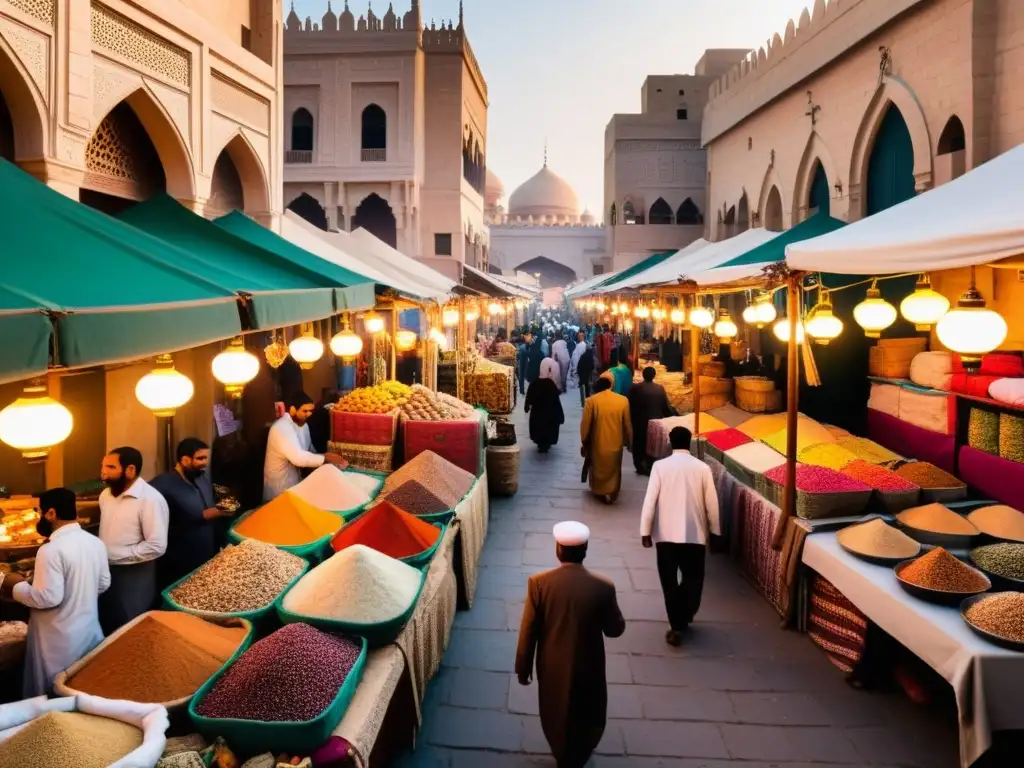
top-left (802, 534), bottom-right (1024, 768)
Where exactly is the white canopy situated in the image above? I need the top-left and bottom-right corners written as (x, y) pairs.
top-left (565, 271), bottom-right (619, 298)
top-left (787, 143), bottom-right (1024, 274)
top-left (462, 263), bottom-right (534, 299)
top-left (348, 227), bottom-right (459, 299)
top-left (601, 239), bottom-right (711, 292)
top-left (691, 261), bottom-right (775, 287)
top-left (625, 230), bottom-right (778, 288)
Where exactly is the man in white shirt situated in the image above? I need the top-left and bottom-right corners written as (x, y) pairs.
top-left (97, 445), bottom-right (168, 634)
top-left (1, 487), bottom-right (110, 697)
top-left (639, 427), bottom-right (720, 646)
top-left (264, 390), bottom-right (346, 501)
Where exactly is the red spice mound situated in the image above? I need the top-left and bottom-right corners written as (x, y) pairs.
top-left (763, 464), bottom-right (871, 493)
top-left (703, 429), bottom-right (752, 452)
top-left (330, 501), bottom-right (440, 560)
top-left (841, 460), bottom-right (919, 492)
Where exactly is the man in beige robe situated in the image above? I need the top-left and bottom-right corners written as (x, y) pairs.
top-left (516, 522), bottom-right (626, 768)
top-left (581, 377), bottom-right (633, 504)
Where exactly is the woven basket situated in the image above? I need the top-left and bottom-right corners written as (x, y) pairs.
top-left (765, 481), bottom-right (873, 519)
top-left (735, 377), bottom-right (781, 414)
top-left (486, 445), bottom-right (520, 496)
top-left (873, 487), bottom-right (922, 513)
top-left (700, 376), bottom-right (732, 395)
top-left (328, 440), bottom-right (394, 473)
top-left (869, 337), bottom-right (927, 379)
top-left (701, 361), bottom-right (727, 378)
top-left (699, 392), bottom-right (731, 411)
top-left (723, 453), bottom-right (759, 488)
top-left (489, 419), bottom-right (517, 447)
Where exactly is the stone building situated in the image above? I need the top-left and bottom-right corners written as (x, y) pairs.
top-left (0, 0), bottom-right (283, 224)
top-left (604, 49), bottom-right (747, 269)
top-left (282, 1), bottom-right (489, 280)
top-left (702, 0), bottom-right (1024, 240)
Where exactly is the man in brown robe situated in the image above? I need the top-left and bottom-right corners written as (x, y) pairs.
top-left (515, 521), bottom-right (626, 768)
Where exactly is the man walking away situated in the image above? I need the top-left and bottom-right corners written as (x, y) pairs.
top-left (627, 366), bottom-right (674, 476)
top-left (581, 377), bottom-right (632, 504)
top-left (516, 522), bottom-right (626, 768)
top-left (639, 427), bottom-right (720, 646)
top-left (573, 337), bottom-right (595, 407)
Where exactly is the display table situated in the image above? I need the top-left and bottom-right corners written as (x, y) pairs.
top-left (452, 473), bottom-right (489, 608)
top-left (803, 534), bottom-right (1024, 768)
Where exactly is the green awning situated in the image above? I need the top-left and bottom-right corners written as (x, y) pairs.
top-left (119, 196), bottom-right (336, 329)
top-left (720, 213), bottom-right (847, 268)
top-left (0, 159), bottom-right (243, 376)
top-left (214, 211), bottom-right (379, 310)
top-left (597, 250), bottom-right (676, 288)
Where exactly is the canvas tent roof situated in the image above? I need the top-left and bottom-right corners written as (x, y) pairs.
top-left (786, 144), bottom-right (1024, 274)
top-left (598, 250), bottom-right (677, 288)
top-left (565, 271), bottom-right (618, 298)
top-left (462, 263), bottom-right (533, 299)
top-left (614, 232), bottom-right (780, 290)
top-left (347, 226), bottom-right (459, 298)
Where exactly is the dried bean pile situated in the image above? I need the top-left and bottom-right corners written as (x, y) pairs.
top-left (0, 711), bottom-right (142, 768)
top-left (763, 464), bottom-right (872, 493)
top-left (895, 462), bottom-right (966, 490)
top-left (837, 437), bottom-right (901, 465)
top-left (964, 592), bottom-right (1024, 643)
top-left (968, 505), bottom-right (1024, 542)
top-left (837, 519), bottom-right (920, 559)
top-left (971, 543), bottom-right (1024, 580)
top-left (703, 429), bottom-right (752, 453)
top-left (196, 623), bottom-right (361, 722)
top-left (968, 408), bottom-right (1000, 455)
top-left (1000, 413), bottom-right (1024, 463)
top-left (383, 450), bottom-right (475, 508)
top-left (841, 460), bottom-right (919, 492)
top-left (170, 540), bottom-right (306, 614)
top-left (381, 479), bottom-right (450, 516)
top-left (897, 503), bottom-right (979, 536)
top-left (899, 548), bottom-right (989, 592)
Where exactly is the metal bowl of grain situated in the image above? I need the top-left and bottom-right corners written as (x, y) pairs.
top-left (961, 593), bottom-right (1024, 651)
top-left (969, 544), bottom-right (1024, 592)
top-left (894, 548), bottom-right (991, 606)
top-left (896, 503), bottom-right (980, 550)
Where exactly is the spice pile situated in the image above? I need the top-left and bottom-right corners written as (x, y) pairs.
top-left (380, 479), bottom-right (451, 516)
top-left (67, 612), bottom-right (246, 702)
top-left (968, 505), bottom-right (1024, 542)
top-left (763, 464), bottom-right (872, 493)
top-left (234, 493), bottom-right (343, 546)
top-left (797, 443), bottom-right (859, 471)
top-left (964, 593), bottom-right (1024, 643)
top-left (722, 442), bottom-right (787, 474)
top-left (837, 437), bottom-right (901, 465)
top-left (331, 501), bottom-right (440, 560)
top-left (170, 540), bottom-right (306, 614)
top-left (334, 382), bottom-right (410, 414)
top-left (895, 462), bottom-right (966, 490)
top-left (290, 465), bottom-right (371, 512)
top-left (0, 711), bottom-right (142, 768)
top-left (899, 548), bottom-right (989, 592)
top-left (195, 623), bottom-right (361, 722)
top-left (837, 519), bottom-right (920, 560)
top-left (282, 544), bottom-right (422, 624)
top-left (971, 544), bottom-right (1024, 580)
top-left (383, 450), bottom-right (476, 508)
top-left (841, 461), bottom-right (920, 492)
top-left (341, 470), bottom-right (385, 498)
top-left (897, 504), bottom-right (979, 536)
top-left (702, 429), bottom-right (752, 453)
top-left (400, 384), bottom-right (477, 421)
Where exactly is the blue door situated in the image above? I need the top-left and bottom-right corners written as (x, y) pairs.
top-left (867, 105), bottom-right (916, 215)
top-left (809, 162), bottom-right (830, 216)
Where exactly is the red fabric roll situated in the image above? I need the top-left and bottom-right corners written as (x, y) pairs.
top-left (949, 372), bottom-right (1000, 398)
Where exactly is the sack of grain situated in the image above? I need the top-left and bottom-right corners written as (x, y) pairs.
top-left (867, 383), bottom-right (900, 418)
top-left (1000, 413), bottom-right (1024, 464)
top-left (909, 351), bottom-right (954, 391)
top-left (897, 389), bottom-right (954, 436)
top-left (968, 408), bottom-right (1000, 455)
top-left (869, 337), bottom-right (927, 379)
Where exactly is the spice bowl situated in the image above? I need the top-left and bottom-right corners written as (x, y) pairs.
top-left (895, 520), bottom-right (979, 552)
top-left (960, 594), bottom-right (1024, 651)
top-left (969, 544), bottom-right (1024, 592)
top-left (894, 558), bottom-right (991, 606)
top-left (838, 539), bottom-right (918, 567)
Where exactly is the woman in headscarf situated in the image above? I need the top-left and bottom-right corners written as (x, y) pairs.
top-left (600, 349), bottom-right (633, 396)
top-left (551, 335), bottom-right (571, 394)
top-left (525, 359), bottom-right (564, 453)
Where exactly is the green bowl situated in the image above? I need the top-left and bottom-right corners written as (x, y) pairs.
top-left (228, 506), bottom-right (355, 564)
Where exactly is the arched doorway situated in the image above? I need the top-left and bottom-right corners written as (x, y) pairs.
top-left (764, 186), bottom-right (783, 231)
top-left (938, 115), bottom-right (966, 155)
top-left (0, 43), bottom-right (47, 161)
top-left (622, 200), bottom-right (637, 224)
top-left (207, 150), bottom-right (244, 217)
top-left (866, 105), bottom-right (915, 215)
top-left (649, 197), bottom-right (673, 224)
top-left (0, 89), bottom-right (13, 161)
top-left (291, 108), bottom-right (314, 151)
top-left (676, 198), bottom-right (702, 225)
top-left (287, 192), bottom-right (328, 230)
top-left (352, 193), bottom-right (397, 248)
top-left (809, 161), bottom-right (830, 216)
top-left (515, 256), bottom-right (577, 289)
top-left (211, 133), bottom-right (270, 217)
top-left (361, 104), bottom-right (386, 161)
top-left (737, 192), bottom-right (749, 232)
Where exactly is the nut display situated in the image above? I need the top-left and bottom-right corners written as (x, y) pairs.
top-left (400, 385), bottom-right (477, 421)
top-left (334, 382), bottom-right (411, 414)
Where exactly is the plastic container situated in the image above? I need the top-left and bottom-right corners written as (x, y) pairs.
top-left (188, 633), bottom-right (367, 755)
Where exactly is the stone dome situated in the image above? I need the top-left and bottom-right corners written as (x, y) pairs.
top-left (485, 169), bottom-right (504, 207)
top-left (508, 165), bottom-right (580, 220)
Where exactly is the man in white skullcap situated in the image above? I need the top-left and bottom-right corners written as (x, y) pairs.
top-left (516, 521), bottom-right (626, 768)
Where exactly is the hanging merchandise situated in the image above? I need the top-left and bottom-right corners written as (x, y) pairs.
top-left (853, 279), bottom-right (898, 338)
top-left (330, 316), bottom-right (364, 360)
top-left (714, 308), bottom-right (738, 340)
top-left (289, 324), bottom-right (325, 369)
top-left (363, 311), bottom-right (386, 334)
top-left (264, 332), bottom-right (289, 369)
top-left (136, 354), bottom-right (194, 416)
top-left (488, 302), bottom-right (503, 316)
top-left (634, 304), bottom-right (651, 320)
top-left (805, 288), bottom-right (843, 345)
top-left (0, 381), bottom-right (73, 458)
top-left (900, 274), bottom-right (950, 331)
top-left (936, 267), bottom-right (1008, 367)
top-left (428, 327), bottom-right (449, 350)
top-left (464, 304), bottom-right (480, 323)
top-left (212, 337), bottom-right (260, 398)
top-left (595, 301), bottom-right (607, 312)
top-left (652, 306), bottom-right (666, 321)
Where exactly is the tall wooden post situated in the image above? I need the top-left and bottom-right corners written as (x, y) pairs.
top-left (773, 277), bottom-right (801, 549)
top-left (690, 296), bottom-right (701, 437)
top-left (390, 305), bottom-right (398, 379)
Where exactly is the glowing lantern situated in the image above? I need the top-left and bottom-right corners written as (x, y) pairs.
top-left (135, 354), bottom-right (194, 416)
top-left (212, 337), bottom-right (260, 398)
top-left (804, 290), bottom-right (843, 345)
top-left (690, 306), bottom-right (714, 329)
top-left (755, 298), bottom-right (778, 327)
top-left (488, 302), bottom-right (503, 316)
top-left (713, 309), bottom-right (738, 340)
top-left (465, 305), bottom-right (480, 323)
top-left (652, 307), bottom-right (666, 321)
top-left (330, 317), bottom-right (364, 359)
top-left (742, 304), bottom-right (759, 325)
top-left (442, 306), bottom-right (460, 327)
top-left (595, 301), bottom-right (606, 312)
top-left (669, 308), bottom-right (686, 325)
top-left (395, 329), bottom-right (418, 351)
top-left (634, 305), bottom-right (651, 319)
top-left (363, 311), bottom-right (386, 334)
top-left (853, 281), bottom-right (897, 338)
top-left (289, 326), bottom-right (325, 369)
top-left (773, 317), bottom-right (806, 344)
top-left (900, 274), bottom-right (950, 331)
top-left (0, 382), bottom-right (73, 458)
top-left (936, 274), bottom-right (1008, 368)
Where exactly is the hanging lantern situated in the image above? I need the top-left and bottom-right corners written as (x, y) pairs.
top-left (936, 271), bottom-right (1008, 368)
top-left (619, 302), bottom-right (630, 314)
top-left (595, 301), bottom-right (607, 312)
top-left (488, 301), bottom-right (503, 316)
top-left (330, 316), bottom-right (364, 360)
top-left (395, 329), bottom-right (418, 351)
top-left (670, 308), bottom-right (686, 325)
top-left (465, 304), bottom-right (480, 323)
top-left (264, 334), bottom-right (289, 369)
top-left (690, 306), bottom-right (714, 329)
top-left (755, 297), bottom-right (778, 327)
top-left (442, 306), bottom-right (460, 327)
top-left (853, 280), bottom-right (898, 338)
top-left (212, 337), bottom-right (260, 398)
top-left (634, 305), bottom-right (650, 319)
top-left (623, 318), bottom-right (635, 332)
top-left (714, 308), bottom-right (738, 340)
top-left (742, 304), bottom-right (759, 325)
top-left (0, 381), bottom-right (73, 459)
top-left (136, 354), bottom-right (194, 417)
top-left (900, 274), bottom-right (950, 331)
top-left (805, 290), bottom-right (844, 345)
top-left (428, 327), bottom-right (449, 351)
top-left (773, 317), bottom-right (806, 344)
top-left (289, 325), bottom-right (325, 369)
top-left (363, 311), bottom-right (386, 334)
top-left (652, 307), bottom-right (667, 321)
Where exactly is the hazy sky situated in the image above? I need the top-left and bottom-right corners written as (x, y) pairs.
top-left (292, 0), bottom-right (814, 219)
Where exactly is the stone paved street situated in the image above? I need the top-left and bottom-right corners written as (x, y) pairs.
top-left (398, 391), bottom-right (959, 767)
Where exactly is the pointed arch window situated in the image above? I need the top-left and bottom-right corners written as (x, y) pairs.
top-left (622, 200), bottom-right (637, 224)
top-left (649, 197), bottom-right (673, 225)
top-left (675, 198), bottom-right (702, 225)
top-left (609, 203), bottom-right (617, 225)
top-left (361, 104), bottom-right (387, 161)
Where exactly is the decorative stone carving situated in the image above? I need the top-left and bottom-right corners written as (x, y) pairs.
top-left (57, 126), bottom-right (88, 165)
top-left (619, 140), bottom-right (700, 152)
top-left (146, 78), bottom-right (190, 146)
top-left (92, 63), bottom-right (143, 123)
top-left (6, 0), bottom-right (54, 26)
top-left (91, 3), bottom-right (190, 87)
top-left (211, 73), bottom-right (270, 133)
top-left (0, 18), bottom-right (49, 104)
top-left (86, 109), bottom-right (138, 180)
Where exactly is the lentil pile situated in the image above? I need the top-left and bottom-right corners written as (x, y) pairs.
top-left (381, 479), bottom-right (451, 516)
top-left (1000, 413), bottom-right (1024, 463)
top-left (837, 437), bottom-right (901, 465)
top-left (963, 592), bottom-right (1024, 643)
top-left (383, 450), bottom-right (475, 508)
top-left (763, 464), bottom-right (872, 493)
top-left (899, 548), bottom-right (989, 592)
top-left (702, 429), bottom-right (752, 453)
top-left (0, 711), bottom-right (142, 768)
top-left (895, 462), bottom-right (966, 490)
top-left (968, 505), bottom-right (1024, 542)
top-left (234, 492), bottom-right (343, 546)
top-left (837, 519), bottom-right (921, 559)
top-left (283, 544), bottom-right (421, 624)
top-left (797, 443), bottom-right (859, 471)
top-left (67, 612), bottom-right (246, 702)
top-left (971, 544), bottom-right (1024, 580)
top-left (897, 503), bottom-right (979, 536)
top-left (331, 501), bottom-right (440, 560)
top-left (195, 623), bottom-right (361, 722)
top-left (841, 460), bottom-right (920, 492)
top-left (967, 408), bottom-right (1000, 455)
top-left (290, 465), bottom-right (371, 512)
top-left (170, 540), bottom-right (306, 614)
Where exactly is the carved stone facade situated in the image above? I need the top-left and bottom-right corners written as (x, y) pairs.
top-left (0, 0), bottom-right (284, 224)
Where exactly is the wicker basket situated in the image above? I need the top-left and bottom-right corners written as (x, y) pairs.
top-left (699, 392), bottom-right (731, 411)
top-left (486, 444), bottom-right (520, 496)
top-left (874, 487), bottom-right (922, 513)
top-left (700, 376), bottom-right (734, 395)
top-left (735, 377), bottom-right (781, 414)
top-left (764, 481), bottom-right (873, 519)
top-left (328, 440), bottom-right (394, 473)
top-left (869, 337), bottom-right (927, 379)
top-left (489, 419), bottom-right (517, 447)
top-left (701, 361), bottom-right (727, 378)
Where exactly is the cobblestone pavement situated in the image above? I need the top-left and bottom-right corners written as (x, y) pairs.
top-left (398, 390), bottom-right (958, 767)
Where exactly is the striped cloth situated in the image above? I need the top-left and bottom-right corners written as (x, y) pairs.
top-left (807, 573), bottom-right (869, 674)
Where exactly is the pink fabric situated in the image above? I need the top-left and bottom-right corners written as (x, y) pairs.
top-left (866, 408), bottom-right (957, 475)
top-left (958, 446), bottom-right (1024, 509)
top-left (989, 378), bottom-right (1024, 407)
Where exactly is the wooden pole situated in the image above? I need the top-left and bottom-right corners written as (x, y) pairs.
top-left (632, 314), bottom-right (640, 370)
top-left (690, 296), bottom-right (701, 438)
top-left (390, 305), bottom-right (398, 379)
top-left (773, 277), bottom-right (801, 549)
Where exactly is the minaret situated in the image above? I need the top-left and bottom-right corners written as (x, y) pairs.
top-left (543, 139), bottom-right (548, 168)
top-left (458, 0), bottom-right (464, 28)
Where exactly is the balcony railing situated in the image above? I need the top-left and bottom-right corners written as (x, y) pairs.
top-left (361, 148), bottom-right (387, 162)
top-left (285, 150), bottom-right (313, 164)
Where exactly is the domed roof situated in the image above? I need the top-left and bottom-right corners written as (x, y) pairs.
top-left (485, 169), bottom-right (504, 207)
top-left (508, 165), bottom-right (580, 219)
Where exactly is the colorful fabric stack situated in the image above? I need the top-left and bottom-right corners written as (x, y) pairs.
top-left (807, 573), bottom-right (869, 675)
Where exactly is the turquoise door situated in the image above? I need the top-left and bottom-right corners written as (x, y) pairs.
top-left (809, 162), bottom-right (830, 216)
top-left (867, 105), bottom-right (916, 215)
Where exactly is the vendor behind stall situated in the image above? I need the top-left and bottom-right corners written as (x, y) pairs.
top-left (1, 488), bottom-right (110, 697)
top-left (263, 391), bottom-right (346, 501)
